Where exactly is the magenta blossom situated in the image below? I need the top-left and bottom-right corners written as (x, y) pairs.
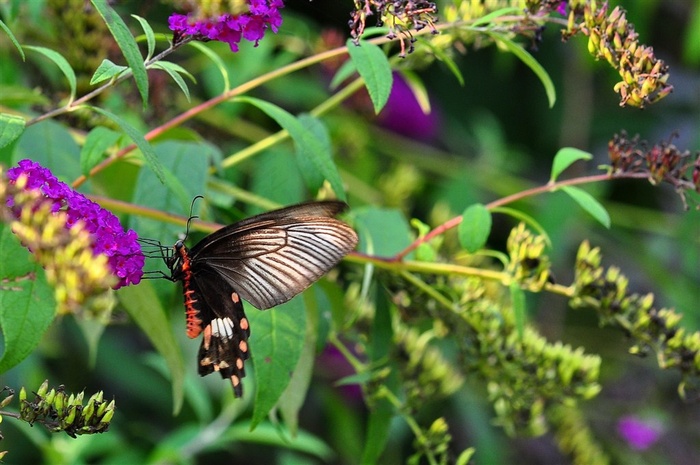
top-left (7, 159), bottom-right (144, 288)
top-left (617, 415), bottom-right (663, 450)
top-left (168, 0), bottom-right (284, 52)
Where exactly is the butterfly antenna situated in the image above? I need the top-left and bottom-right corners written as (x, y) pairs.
top-left (184, 195), bottom-right (204, 242)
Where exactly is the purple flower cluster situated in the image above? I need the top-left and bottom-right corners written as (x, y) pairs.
top-left (168, 0), bottom-right (284, 52)
top-left (7, 159), bottom-right (144, 288)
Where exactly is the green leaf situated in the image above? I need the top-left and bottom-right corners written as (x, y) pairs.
top-left (249, 296), bottom-right (307, 430)
top-left (91, 0), bottom-right (149, 105)
top-left (550, 147), bottom-right (593, 182)
top-left (131, 14), bottom-right (155, 60)
top-left (80, 126), bottom-right (121, 176)
top-left (15, 120), bottom-right (81, 180)
top-left (401, 70), bottom-right (431, 114)
top-left (75, 311), bottom-right (111, 368)
top-left (188, 41), bottom-right (231, 92)
top-left (346, 39), bottom-right (393, 113)
top-left (422, 39), bottom-right (464, 86)
top-left (0, 227), bottom-right (56, 374)
top-left (0, 18), bottom-right (25, 60)
top-left (486, 31), bottom-right (556, 108)
top-left (23, 45), bottom-right (77, 102)
top-left (88, 105), bottom-right (165, 184)
top-left (682, 4), bottom-right (700, 66)
top-left (353, 206), bottom-right (413, 257)
top-left (0, 113), bottom-right (26, 149)
top-left (297, 113), bottom-right (346, 200)
top-left (510, 282), bottom-right (526, 340)
top-left (458, 204), bottom-right (492, 252)
top-left (220, 422), bottom-right (335, 460)
top-left (130, 140), bottom-right (212, 241)
top-left (236, 97), bottom-right (347, 199)
top-left (330, 58), bottom-right (358, 90)
top-left (117, 282), bottom-right (185, 414)
top-left (471, 7), bottom-right (523, 27)
top-left (90, 58), bottom-right (128, 85)
top-left (560, 185), bottom-right (611, 228)
top-left (278, 289), bottom-right (323, 434)
top-left (362, 288), bottom-right (396, 465)
top-left (150, 61), bottom-right (195, 102)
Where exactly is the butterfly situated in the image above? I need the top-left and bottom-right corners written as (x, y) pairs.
top-left (161, 201), bottom-right (358, 397)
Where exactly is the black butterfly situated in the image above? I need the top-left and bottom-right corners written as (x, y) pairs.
top-left (161, 201), bottom-right (358, 397)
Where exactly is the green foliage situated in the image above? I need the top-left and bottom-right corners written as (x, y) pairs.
top-left (1, 1), bottom-right (699, 464)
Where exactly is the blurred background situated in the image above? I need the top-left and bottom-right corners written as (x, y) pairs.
top-left (0, 0), bottom-right (699, 463)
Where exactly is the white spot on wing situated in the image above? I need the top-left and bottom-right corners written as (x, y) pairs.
top-left (210, 317), bottom-right (234, 340)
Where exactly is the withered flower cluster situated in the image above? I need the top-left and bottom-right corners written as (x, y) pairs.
top-left (349, 0), bottom-right (438, 56)
top-left (608, 131), bottom-right (700, 206)
top-left (563, 1), bottom-right (673, 107)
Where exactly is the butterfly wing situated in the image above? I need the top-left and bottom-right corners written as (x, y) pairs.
top-left (188, 201), bottom-right (358, 310)
top-left (188, 266), bottom-right (251, 397)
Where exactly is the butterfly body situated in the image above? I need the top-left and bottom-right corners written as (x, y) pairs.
top-left (165, 201), bottom-right (358, 397)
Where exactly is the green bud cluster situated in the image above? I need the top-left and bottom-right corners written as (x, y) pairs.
top-left (387, 273), bottom-right (602, 437)
top-left (550, 404), bottom-right (611, 465)
top-left (407, 417), bottom-right (453, 465)
top-left (506, 223), bottom-right (551, 291)
top-left (474, 308), bottom-right (601, 437)
top-left (18, 380), bottom-right (115, 438)
top-left (571, 241), bottom-right (700, 397)
top-left (393, 324), bottom-right (464, 404)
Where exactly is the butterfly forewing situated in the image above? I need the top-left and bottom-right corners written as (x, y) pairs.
top-left (169, 201), bottom-right (357, 397)
top-left (187, 201), bottom-right (358, 309)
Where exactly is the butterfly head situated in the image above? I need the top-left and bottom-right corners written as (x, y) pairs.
top-left (166, 239), bottom-right (188, 277)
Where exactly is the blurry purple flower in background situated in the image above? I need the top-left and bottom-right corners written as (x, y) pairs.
top-left (556, 1), bottom-right (567, 16)
top-left (7, 159), bottom-right (144, 288)
top-left (376, 72), bottom-right (440, 142)
top-left (616, 415), bottom-right (663, 450)
top-left (316, 344), bottom-right (364, 403)
top-left (168, 0), bottom-right (284, 52)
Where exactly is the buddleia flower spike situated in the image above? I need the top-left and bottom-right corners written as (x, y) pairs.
top-left (2, 159), bottom-right (144, 313)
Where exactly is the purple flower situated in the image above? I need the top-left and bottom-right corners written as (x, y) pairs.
top-left (376, 72), bottom-right (440, 142)
top-left (168, 0), bottom-right (285, 52)
top-left (556, 1), bottom-right (567, 16)
top-left (7, 159), bottom-right (144, 288)
top-left (617, 415), bottom-right (663, 450)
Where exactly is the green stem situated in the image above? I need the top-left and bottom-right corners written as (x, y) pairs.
top-left (393, 172), bottom-right (651, 261)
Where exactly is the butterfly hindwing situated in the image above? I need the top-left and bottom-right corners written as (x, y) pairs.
top-left (189, 267), bottom-right (251, 397)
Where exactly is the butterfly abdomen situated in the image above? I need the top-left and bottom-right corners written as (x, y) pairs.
top-left (174, 242), bottom-right (205, 339)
